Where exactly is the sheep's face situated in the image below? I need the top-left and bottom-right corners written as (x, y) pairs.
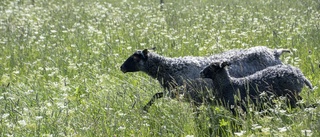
top-left (120, 49), bottom-right (148, 73)
top-left (200, 62), bottom-right (230, 79)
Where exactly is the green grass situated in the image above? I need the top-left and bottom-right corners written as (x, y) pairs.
top-left (0, 0), bottom-right (319, 136)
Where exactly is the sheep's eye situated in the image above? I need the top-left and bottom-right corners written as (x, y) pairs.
top-left (133, 56), bottom-right (140, 62)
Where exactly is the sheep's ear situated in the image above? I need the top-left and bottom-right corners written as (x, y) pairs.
top-left (219, 61), bottom-right (230, 68)
top-left (141, 49), bottom-right (149, 59)
top-left (142, 49), bottom-right (149, 55)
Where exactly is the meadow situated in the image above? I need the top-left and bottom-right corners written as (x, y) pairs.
top-left (0, 0), bottom-right (319, 136)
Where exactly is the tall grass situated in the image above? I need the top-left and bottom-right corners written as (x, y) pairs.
top-left (0, 0), bottom-right (319, 136)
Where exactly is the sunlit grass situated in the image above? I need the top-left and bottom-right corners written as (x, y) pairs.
top-left (0, 0), bottom-right (319, 136)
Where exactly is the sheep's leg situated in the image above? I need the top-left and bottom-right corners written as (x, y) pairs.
top-left (291, 94), bottom-right (319, 109)
top-left (285, 90), bottom-right (301, 108)
top-left (142, 92), bottom-right (164, 112)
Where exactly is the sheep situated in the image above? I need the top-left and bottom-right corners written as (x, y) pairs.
top-left (200, 61), bottom-right (313, 115)
top-left (120, 46), bottom-right (290, 111)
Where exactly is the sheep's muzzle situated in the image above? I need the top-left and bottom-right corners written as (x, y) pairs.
top-left (120, 65), bottom-right (127, 73)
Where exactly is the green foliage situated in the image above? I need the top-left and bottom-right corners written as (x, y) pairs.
top-left (0, 0), bottom-right (319, 136)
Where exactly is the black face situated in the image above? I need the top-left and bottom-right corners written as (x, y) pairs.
top-left (120, 50), bottom-right (148, 73)
top-left (200, 62), bottom-right (223, 79)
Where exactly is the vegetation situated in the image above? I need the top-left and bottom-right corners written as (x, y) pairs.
top-left (0, 0), bottom-right (319, 136)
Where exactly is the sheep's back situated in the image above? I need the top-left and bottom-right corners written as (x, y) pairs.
top-left (237, 65), bottom-right (306, 95)
top-left (162, 56), bottom-right (213, 87)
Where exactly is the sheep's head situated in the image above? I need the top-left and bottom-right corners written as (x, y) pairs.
top-left (120, 49), bottom-right (149, 73)
top-left (200, 61), bottom-right (230, 79)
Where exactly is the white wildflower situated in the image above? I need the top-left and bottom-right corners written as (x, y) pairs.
top-left (261, 128), bottom-right (270, 133)
top-left (35, 116), bottom-right (43, 120)
top-left (117, 126), bottom-right (126, 130)
top-left (234, 130), bottom-right (246, 136)
top-left (118, 112), bottom-right (126, 116)
top-left (143, 123), bottom-right (150, 127)
top-left (56, 102), bottom-right (67, 109)
top-left (18, 120), bottom-right (27, 126)
top-left (105, 107), bottom-right (113, 111)
top-left (278, 126), bottom-right (289, 132)
top-left (301, 130), bottom-right (313, 136)
top-left (50, 30), bottom-right (57, 33)
top-left (140, 43), bottom-right (146, 46)
top-left (251, 124), bottom-right (262, 130)
top-left (2, 113), bottom-right (9, 119)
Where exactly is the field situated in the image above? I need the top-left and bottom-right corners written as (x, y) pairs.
top-left (0, 0), bottom-right (320, 136)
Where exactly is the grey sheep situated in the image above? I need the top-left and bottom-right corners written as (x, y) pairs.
top-left (200, 61), bottom-right (313, 115)
top-left (120, 46), bottom-right (290, 111)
